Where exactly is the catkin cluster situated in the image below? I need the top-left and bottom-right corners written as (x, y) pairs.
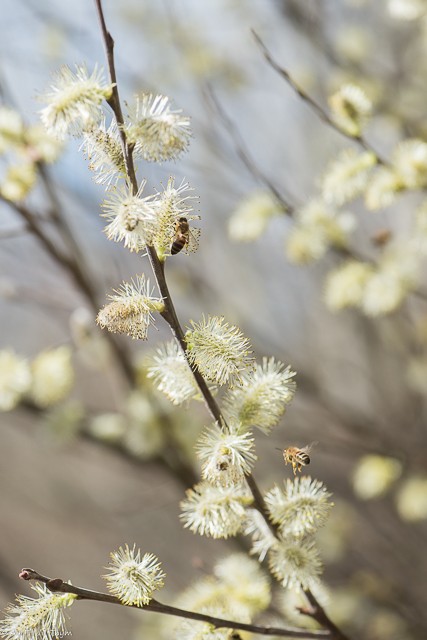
top-left (0, 20), bottom-right (339, 640)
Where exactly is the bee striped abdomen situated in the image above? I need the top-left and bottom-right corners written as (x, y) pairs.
top-left (298, 452), bottom-right (310, 465)
top-left (171, 217), bottom-right (190, 255)
top-left (171, 237), bottom-right (186, 254)
top-left (282, 444), bottom-right (315, 474)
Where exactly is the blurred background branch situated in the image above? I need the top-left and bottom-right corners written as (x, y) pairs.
top-left (0, 1), bottom-right (426, 639)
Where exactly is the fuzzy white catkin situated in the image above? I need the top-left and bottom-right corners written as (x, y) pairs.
top-left (104, 544), bottom-right (165, 606)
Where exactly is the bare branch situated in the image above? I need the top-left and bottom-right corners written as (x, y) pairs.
top-left (92, 5), bottom-right (352, 639)
top-left (252, 31), bottom-right (386, 165)
top-left (93, 0), bottom-right (231, 431)
top-left (205, 85), bottom-right (294, 214)
top-left (20, 568), bottom-right (330, 639)
top-left (299, 592), bottom-right (349, 640)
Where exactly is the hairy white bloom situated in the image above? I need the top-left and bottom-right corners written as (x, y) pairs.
top-left (223, 357), bottom-right (296, 434)
top-left (265, 477), bottom-right (333, 538)
top-left (196, 423), bottom-right (256, 486)
top-left (243, 508), bottom-right (277, 561)
top-left (40, 64), bottom-right (113, 138)
top-left (104, 544), bottom-right (165, 606)
top-left (151, 177), bottom-right (200, 259)
top-left (25, 124), bottom-right (63, 164)
top-left (0, 350), bottom-right (31, 411)
top-left (362, 270), bottom-right (407, 316)
top-left (286, 225), bottom-right (328, 264)
top-left (180, 481), bottom-right (252, 539)
top-left (321, 149), bottom-right (376, 206)
top-left (174, 556), bottom-right (270, 627)
top-left (365, 166), bottom-right (401, 210)
top-left (392, 138), bottom-right (427, 189)
top-left (268, 538), bottom-right (322, 591)
top-left (352, 455), bottom-right (402, 500)
top-left (89, 413), bottom-right (127, 443)
top-left (324, 261), bottom-right (374, 311)
top-left (123, 391), bottom-right (165, 459)
top-left (0, 107), bottom-right (24, 152)
top-left (361, 247), bottom-right (419, 317)
top-left (213, 554), bottom-right (271, 615)
top-left (328, 84), bottom-right (372, 136)
top-left (126, 93), bottom-right (192, 162)
top-left (185, 316), bottom-right (253, 387)
top-left (1, 163), bottom-right (36, 202)
top-left (30, 346), bottom-right (74, 408)
top-left (97, 275), bottom-right (164, 340)
top-left (0, 582), bottom-right (76, 640)
top-left (81, 119), bottom-right (125, 187)
top-left (335, 26), bottom-right (372, 64)
top-left (101, 183), bottom-right (158, 252)
top-left (228, 191), bottom-right (280, 242)
top-left (176, 606), bottom-right (241, 640)
top-left (395, 476), bottom-right (427, 521)
top-left (287, 199), bottom-right (355, 264)
top-left (388, 0), bottom-right (426, 20)
top-left (146, 340), bottom-right (199, 405)
top-left (173, 576), bottom-right (228, 614)
top-left (299, 199), bottom-right (356, 243)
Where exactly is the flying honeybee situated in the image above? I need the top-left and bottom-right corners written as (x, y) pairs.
top-left (280, 443), bottom-right (317, 475)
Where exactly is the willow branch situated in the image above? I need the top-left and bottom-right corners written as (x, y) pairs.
top-left (298, 593), bottom-right (349, 640)
top-left (207, 43), bottom-right (427, 307)
top-left (93, 0), bottom-right (273, 518)
top-left (92, 5), bottom-right (351, 640)
top-left (252, 31), bottom-right (387, 166)
top-left (20, 569), bottom-right (329, 639)
top-left (93, 1), bottom-right (238, 431)
top-left (37, 163), bottom-right (97, 293)
top-left (0, 193), bottom-right (136, 382)
top-left (205, 85), bottom-right (294, 213)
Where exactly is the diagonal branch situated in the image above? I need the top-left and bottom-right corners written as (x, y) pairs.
top-left (20, 568), bottom-right (330, 639)
top-left (205, 85), bottom-right (294, 214)
top-left (0, 193), bottom-right (136, 382)
top-left (92, 4), bottom-right (351, 639)
top-left (252, 31), bottom-right (386, 165)
top-left (93, 0), bottom-right (232, 432)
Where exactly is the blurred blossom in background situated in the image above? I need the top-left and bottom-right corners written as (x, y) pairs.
top-left (0, 1), bottom-right (427, 639)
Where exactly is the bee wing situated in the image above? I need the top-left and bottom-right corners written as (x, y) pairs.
top-left (184, 227), bottom-right (201, 254)
top-left (304, 441), bottom-right (318, 453)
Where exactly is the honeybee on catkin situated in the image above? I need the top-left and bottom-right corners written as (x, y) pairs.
top-left (171, 217), bottom-right (190, 255)
top-left (281, 443), bottom-right (317, 475)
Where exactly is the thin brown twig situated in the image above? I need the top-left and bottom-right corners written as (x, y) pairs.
top-left (20, 568), bottom-right (329, 639)
top-left (208, 42), bottom-right (427, 308)
top-left (0, 193), bottom-right (137, 382)
top-left (205, 85), bottom-right (294, 214)
top-left (299, 593), bottom-right (348, 640)
top-left (0, 195), bottom-right (79, 275)
top-left (37, 163), bottom-right (97, 291)
top-left (93, 0), bottom-right (230, 429)
top-left (252, 31), bottom-right (387, 166)
top-left (92, 4), bottom-right (351, 640)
